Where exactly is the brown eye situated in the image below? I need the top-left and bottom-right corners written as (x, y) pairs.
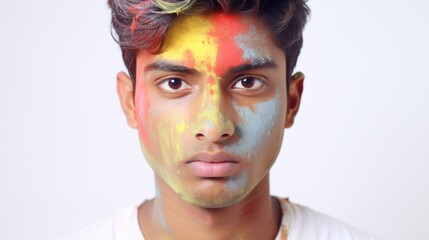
top-left (233, 77), bottom-right (263, 90)
top-left (240, 78), bottom-right (255, 88)
top-left (168, 78), bottom-right (182, 90)
top-left (159, 78), bottom-right (192, 93)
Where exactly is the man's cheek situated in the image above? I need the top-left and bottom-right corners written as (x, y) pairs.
top-left (225, 96), bottom-right (282, 160)
top-left (155, 116), bottom-right (187, 165)
top-left (134, 85), bottom-right (152, 147)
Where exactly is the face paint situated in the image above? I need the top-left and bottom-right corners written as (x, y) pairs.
top-left (225, 91), bottom-right (282, 159)
top-left (224, 170), bottom-right (249, 193)
top-left (154, 185), bottom-right (170, 233)
top-left (134, 13), bottom-right (288, 208)
top-left (209, 14), bottom-right (247, 76)
top-left (135, 74), bottom-right (151, 147)
top-left (235, 24), bottom-right (273, 64)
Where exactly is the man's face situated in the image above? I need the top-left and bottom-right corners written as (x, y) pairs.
top-left (133, 13), bottom-right (287, 208)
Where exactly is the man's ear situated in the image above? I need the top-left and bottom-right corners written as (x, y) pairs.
top-left (116, 71), bottom-right (138, 129)
top-left (285, 72), bottom-right (304, 128)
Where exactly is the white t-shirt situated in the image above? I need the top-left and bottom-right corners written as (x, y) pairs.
top-left (60, 198), bottom-right (379, 240)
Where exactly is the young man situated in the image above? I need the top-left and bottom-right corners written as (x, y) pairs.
top-left (62, 0), bottom-right (378, 239)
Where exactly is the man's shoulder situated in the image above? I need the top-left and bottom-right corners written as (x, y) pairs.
top-left (58, 205), bottom-right (143, 240)
top-left (278, 198), bottom-right (380, 240)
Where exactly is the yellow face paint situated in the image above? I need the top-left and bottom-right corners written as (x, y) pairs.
top-left (161, 15), bottom-right (218, 73)
top-left (175, 118), bottom-right (186, 134)
top-left (160, 15), bottom-right (223, 127)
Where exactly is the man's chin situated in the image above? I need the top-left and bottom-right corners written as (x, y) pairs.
top-left (158, 173), bottom-right (253, 208)
top-left (178, 188), bottom-right (249, 209)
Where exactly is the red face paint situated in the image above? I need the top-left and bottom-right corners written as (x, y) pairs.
top-left (135, 80), bottom-right (151, 146)
top-left (134, 54), bottom-right (156, 147)
top-left (210, 14), bottom-right (249, 76)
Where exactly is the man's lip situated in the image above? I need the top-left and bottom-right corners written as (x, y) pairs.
top-left (185, 152), bottom-right (240, 164)
top-left (185, 152), bottom-right (240, 177)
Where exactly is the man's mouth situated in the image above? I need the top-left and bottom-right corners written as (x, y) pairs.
top-left (186, 152), bottom-right (240, 178)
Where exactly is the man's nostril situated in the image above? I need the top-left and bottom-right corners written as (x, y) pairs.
top-left (196, 133), bottom-right (204, 140)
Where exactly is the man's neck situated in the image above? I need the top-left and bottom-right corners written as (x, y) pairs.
top-left (138, 174), bottom-right (281, 240)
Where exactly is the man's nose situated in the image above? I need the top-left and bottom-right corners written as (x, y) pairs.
top-left (191, 105), bottom-right (235, 143)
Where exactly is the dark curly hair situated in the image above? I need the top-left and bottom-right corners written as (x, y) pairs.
top-left (107, 0), bottom-right (310, 91)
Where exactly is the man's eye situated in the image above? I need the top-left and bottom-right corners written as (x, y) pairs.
top-left (232, 77), bottom-right (264, 90)
top-left (159, 78), bottom-right (192, 92)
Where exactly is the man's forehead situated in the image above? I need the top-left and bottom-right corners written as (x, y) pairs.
top-left (161, 13), bottom-right (272, 48)
top-left (166, 13), bottom-right (252, 37)
top-left (138, 13), bottom-right (275, 75)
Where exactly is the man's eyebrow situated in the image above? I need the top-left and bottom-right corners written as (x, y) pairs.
top-left (144, 61), bottom-right (198, 74)
top-left (230, 59), bottom-right (277, 73)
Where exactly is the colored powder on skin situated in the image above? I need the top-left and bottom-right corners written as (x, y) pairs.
top-left (191, 104), bottom-right (233, 137)
top-left (135, 81), bottom-right (152, 147)
top-left (157, 118), bottom-right (186, 165)
top-left (153, 162), bottom-right (189, 202)
top-left (234, 24), bottom-right (273, 63)
top-left (210, 14), bottom-right (248, 76)
top-left (160, 15), bottom-right (224, 131)
top-left (207, 75), bottom-right (216, 85)
top-left (159, 215), bottom-right (169, 233)
top-left (138, 14), bottom-right (281, 207)
top-left (145, 14), bottom-right (228, 202)
top-left (142, 145), bottom-right (174, 188)
top-left (205, 120), bottom-right (214, 129)
top-left (155, 185), bottom-right (161, 197)
top-left (176, 118), bottom-right (186, 134)
top-left (160, 16), bottom-right (217, 74)
top-left (144, 147), bottom-right (190, 204)
top-left (207, 76), bottom-right (221, 106)
top-left (224, 170), bottom-right (249, 193)
top-left (224, 93), bottom-right (282, 159)
top-left (153, 185), bottom-right (170, 232)
top-left (137, 124), bottom-right (189, 204)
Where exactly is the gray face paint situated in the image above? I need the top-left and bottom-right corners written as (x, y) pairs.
top-left (224, 94), bottom-right (281, 160)
top-left (234, 24), bottom-right (273, 64)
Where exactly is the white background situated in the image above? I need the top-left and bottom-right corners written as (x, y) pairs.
top-left (1, 0), bottom-right (428, 239)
